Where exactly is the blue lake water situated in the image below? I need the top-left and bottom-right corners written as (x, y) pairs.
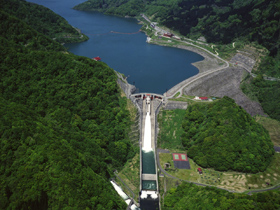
top-left (28, 0), bottom-right (203, 94)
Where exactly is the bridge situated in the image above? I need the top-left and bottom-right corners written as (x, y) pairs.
top-left (131, 93), bottom-right (165, 102)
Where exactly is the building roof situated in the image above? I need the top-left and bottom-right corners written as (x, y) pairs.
top-left (93, 56), bottom-right (101, 61)
top-left (172, 153), bottom-right (190, 169)
top-left (172, 153), bottom-right (188, 161)
top-left (199, 97), bottom-right (208, 100)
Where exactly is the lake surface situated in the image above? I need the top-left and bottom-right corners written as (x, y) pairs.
top-left (28, 0), bottom-right (203, 94)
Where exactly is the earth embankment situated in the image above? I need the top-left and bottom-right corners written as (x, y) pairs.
top-left (175, 45), bottom-right (227, 73)
top-left (183, 67), bottom-right (265, 116)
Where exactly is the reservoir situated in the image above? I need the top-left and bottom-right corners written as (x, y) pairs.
top-left (27, 0), bottom-right (203, 94)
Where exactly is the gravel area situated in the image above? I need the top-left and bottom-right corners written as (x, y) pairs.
top-left (164, 101), bottom-right (188, 110)
top-left (183, 67), bottom-right (265, 116)
top-left (230, 53), bottom-right (256, 72)
top-left (175, 45), bottom-right (226, 73)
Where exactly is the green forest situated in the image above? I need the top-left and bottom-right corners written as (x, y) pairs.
top-left (181, 97), bottom-right (274, 173)
top-left (0, 1), bottom-right (134, 209)
top-left (163, 182), bottom-right (280, 210)
top-left (241, 75), bottom-right (280, 121)
top-left (1, 0), bottom-right (88, 43)
top-left (1, 0), bottom-right (280, 209)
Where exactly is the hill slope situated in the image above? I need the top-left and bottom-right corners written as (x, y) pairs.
top-left (181, 97), bottom-right (274, 173)
top-left (1, 0), bottom-right (88, 43)
top-left (163, 182), bottom-right (280, 210)
top-left (0, 5), bottom-right (132, 210)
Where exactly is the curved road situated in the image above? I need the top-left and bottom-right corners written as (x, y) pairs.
top-left (141, 14), bottom-right (230, 100)
top-left (164, 41), bottom-right (230, 98)
top-left (139, 14), bottom-right (280, 198)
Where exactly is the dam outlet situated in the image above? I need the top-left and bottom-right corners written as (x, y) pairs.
top-left (140, 95), bottom-right (160, 210)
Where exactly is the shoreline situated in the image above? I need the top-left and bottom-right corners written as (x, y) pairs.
top-left (149, 42), bottom-right (225, 74)
top-left (140, 33), bottom-right (227, 75)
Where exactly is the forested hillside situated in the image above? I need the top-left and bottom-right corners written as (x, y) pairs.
top-left (0, 4), bottom-right (133, 209)
top-left (241, 75), bottom-right (280, 121)
top-left (181, 97), bottom-right (274, 173)
top-left (163, 182), bottom-right (280, 210)
top-left (1, 0), bottom-right (88, 43)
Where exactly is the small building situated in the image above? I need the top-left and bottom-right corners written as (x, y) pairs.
top-left (199, 97), bottom-right (208, 101)
top-left (197, 168), bottom-right (203, 174)
top-left (163, 33), bottom-right (173, 38)
top-left (93, 56), bottom-right (101, 61)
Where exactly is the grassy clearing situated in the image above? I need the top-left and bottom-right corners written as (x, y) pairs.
top-left (159, 152), bottom-right (280, 192)
top-left (169, 94), bottom-right (218, 105)
top-left (173, 92), bottom-right (180, 98)
top-left (255, 116), bottom-right (280, 146)
top-left (116, 152), bottom-right (140, 200)
top-left (157, 109), bottom-right (186, 150)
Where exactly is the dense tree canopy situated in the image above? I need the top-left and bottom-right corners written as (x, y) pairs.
top-left (241, 75), bottom-right (280, 121)
top-left (163, 182), bottom-right (280, 210)
top-left (181, 97), bottom-right (274, 173)
top-left (0, 4), bottom-right (133, 209)
top-left (0, 0), bottom-right (88, 43)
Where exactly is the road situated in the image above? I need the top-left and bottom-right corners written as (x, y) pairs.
top-left (140, 15), bottom-right (229, 99)
top-left (139, 13), bottom-right (280, 199)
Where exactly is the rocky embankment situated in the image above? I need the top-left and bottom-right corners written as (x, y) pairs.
top-left (183, 66), bottom-right (265, 116)
top-left (176, 45), bottom-right (227, 73)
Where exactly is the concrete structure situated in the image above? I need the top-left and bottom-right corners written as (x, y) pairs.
top-left (131, 93), bottom-right (162, 210)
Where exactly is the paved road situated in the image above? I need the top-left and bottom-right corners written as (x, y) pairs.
top-left (165, 63), bottom-right (229, 99)
top-left (161, 43), bottom-right (229, 99)
top-left (246, 184), bottom-right (280, 195)
top-left (140, 13), bottom-right (280, 198)
top-left (140, 15), bottom-right (231, 99)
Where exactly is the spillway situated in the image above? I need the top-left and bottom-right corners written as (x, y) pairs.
top-left (140, 96), bottom-right (159, 210)
top-left (142, 112), bottom-right (152, 152)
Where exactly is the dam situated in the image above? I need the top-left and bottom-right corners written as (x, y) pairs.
top-left (132, 93), bottom-right (164, 210)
